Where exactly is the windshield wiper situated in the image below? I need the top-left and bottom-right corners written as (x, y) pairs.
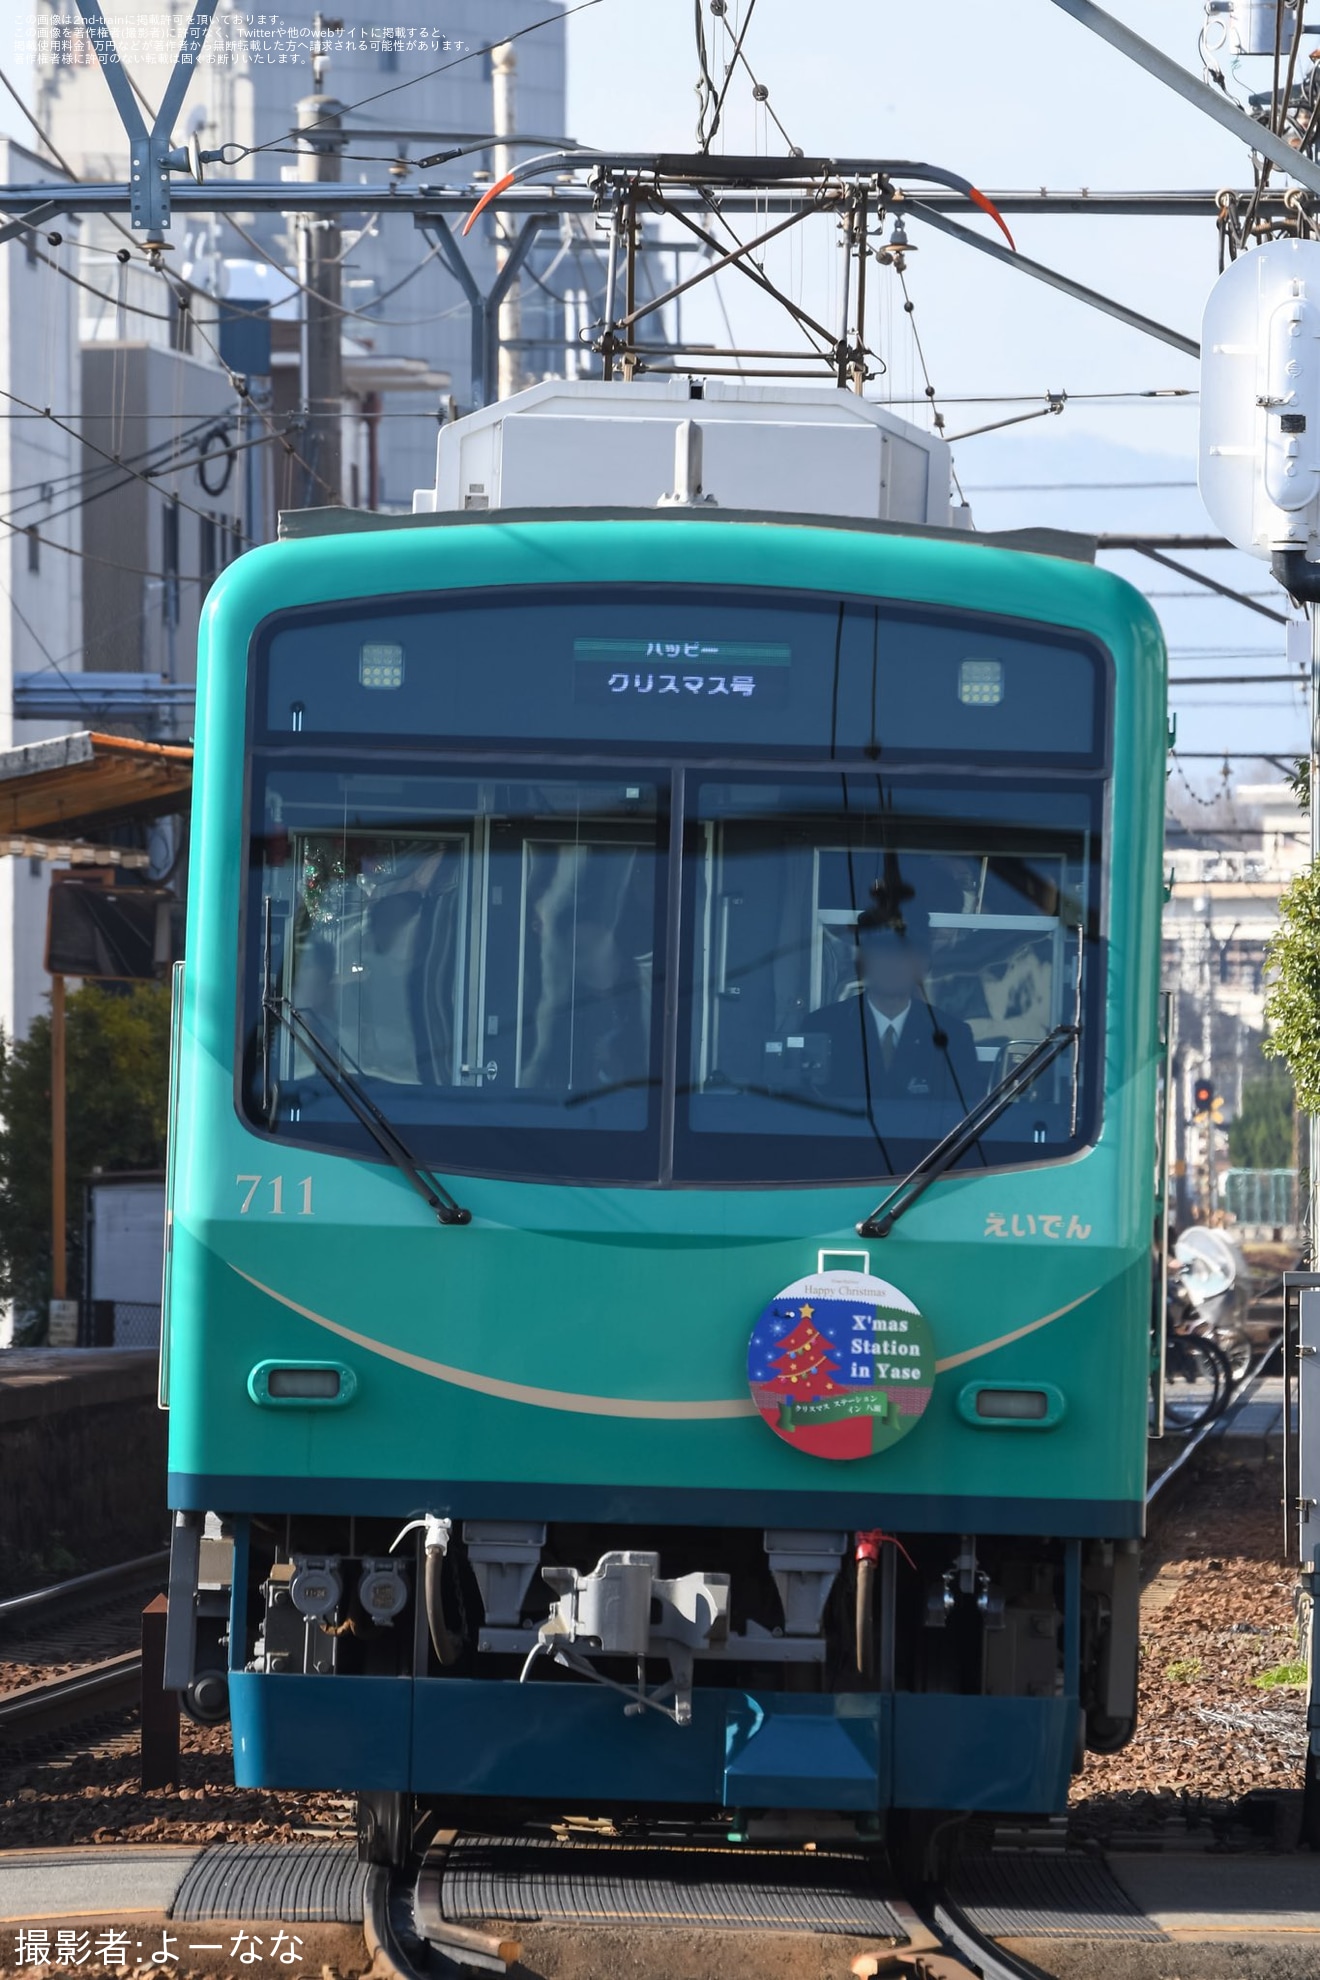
top-left (261, 905), bottom-right (469, 1225)
top-left (856, 1021), bottom-right (1079, 1240)
top-left (265, 993), bottom-right (472, 1226)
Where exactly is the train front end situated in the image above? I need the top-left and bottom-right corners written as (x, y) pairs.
top-left (162, 501), bottom-right (1164, 1851)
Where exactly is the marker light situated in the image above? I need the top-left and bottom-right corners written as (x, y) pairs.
top-left (958, 658), bottom-right (1004, 706)
top-left (267, 1366), bottom-right (341, 1399)
top-left (975, 1387), bottom-right (1049, 1420)
top-left (360, 642), bottom-right (405, 689)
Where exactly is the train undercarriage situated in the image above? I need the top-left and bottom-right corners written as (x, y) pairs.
top-left (166, 1508), bottom-right (1140, 1861)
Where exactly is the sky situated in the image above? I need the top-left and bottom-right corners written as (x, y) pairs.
top-left (0, 0), bottom-right (1307, 781)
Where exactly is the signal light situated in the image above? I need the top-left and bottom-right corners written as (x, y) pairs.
top-left (1192, 1079), bottom-right (1224, 1126)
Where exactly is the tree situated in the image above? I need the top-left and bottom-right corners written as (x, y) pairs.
top-left (0, 983), bottom-right (171, 1340)
top-left (1228, 1066), bottom-right (1295, 1170)
top-left (1264, 859), bottom-right (1320, 1113)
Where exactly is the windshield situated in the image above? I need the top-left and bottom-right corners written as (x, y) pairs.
top-left (676, 774), bottom-right (1096, 1183)
top-left (243, 761), bottom-right (1100, 1186)
top-left (246, 766), bottom-right (667, 1184)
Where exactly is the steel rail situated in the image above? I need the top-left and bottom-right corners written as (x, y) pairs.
top-left (926, 1892), bottom-right (1065, 1980)
top-left (1146, 1332), bottom-right (1284, 1508)
top-left (0, 1652), bottom-right (142, 1743)
top-left (0, 1552), bottom-right (167, 1631)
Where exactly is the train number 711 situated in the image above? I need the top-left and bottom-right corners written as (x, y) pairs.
top-left (235, 1174), bottom-right (314, 1215)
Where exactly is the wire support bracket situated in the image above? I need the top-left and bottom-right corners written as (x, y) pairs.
top-left (73, 0), bottom-right (221, 238)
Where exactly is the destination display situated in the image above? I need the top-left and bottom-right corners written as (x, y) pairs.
top-left (257, 584), bottom-right (1102, 762)
top-left (572, 636), bottom-right (791, 707)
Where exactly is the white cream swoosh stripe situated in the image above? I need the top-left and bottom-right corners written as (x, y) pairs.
top-left (932, 1288), bottom-right (1099, 1371)
top-left (231, 1266), bottom-right (1099, 1420)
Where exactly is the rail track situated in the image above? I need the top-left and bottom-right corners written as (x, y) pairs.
top-left (0, 1550), bottom-right (167, 1636)
top-left (0, 1551), bottom-right (165, 1750)
top-left (1145, 1334), bottom-right (1283, 1508)
top-left (365, 1828), bottom-right (1061, 1980)
top-left (0, 1652), bottom-right (143, 1744)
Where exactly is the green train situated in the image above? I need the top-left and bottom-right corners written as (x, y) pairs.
top-left (160, 389), bottom-right (1165, 1860)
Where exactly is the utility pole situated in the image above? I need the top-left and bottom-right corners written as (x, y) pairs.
top-left (1200, 900), bottom-right (1219, 1221)
top-left (295, 15), bottom-right (345, 506)
top-left (492, 41), bottom-right (522, 402)
top-left (1173, 1039), bottom-right (1192, 1231)
top-left (1311, 607), bottom-right (1319, 1258)
top-left (51, 972), bottom-right (65, 1307)
top-left (241, 384), bottom-right (269, 545)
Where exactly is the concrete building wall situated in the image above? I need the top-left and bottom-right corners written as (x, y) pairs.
top-left (81, 343), bottom-right (239, 690)
top-left (0, 140), bottom-right (82, 1044)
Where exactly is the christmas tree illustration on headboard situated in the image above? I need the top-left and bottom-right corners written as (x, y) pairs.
top-left (764, 1305), bottom-right (841, 1432)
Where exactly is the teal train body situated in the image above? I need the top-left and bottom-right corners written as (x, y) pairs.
top-left (162, 509), bottom-right (1165, 1849)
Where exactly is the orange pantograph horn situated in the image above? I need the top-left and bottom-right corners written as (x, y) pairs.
top-left (966, 186), bottom-right (1015, 252)
top-left (462, 170), bottom-right (518, 237)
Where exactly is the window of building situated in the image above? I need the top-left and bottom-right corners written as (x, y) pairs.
top-left (162, 497), bottom-right (180, 626)
top-left (199, 512), bottom-right (217, 597)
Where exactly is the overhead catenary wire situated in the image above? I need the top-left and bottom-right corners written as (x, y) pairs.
top-left (705, 0), bottom-right (799, 155)
top-left (873, 389), bottom-right (1196, 405)
top-left (892, 266), bottom-right (966, 504)
top-left (10, 421), bottom-right (284, 537)
top-left (0, 562), bottom-right (97, 719)
top-left (966, 479), bottom-right (1198, 491)
top-left (6, 167), bottom-right (458, 335)
top-left (0, 406), bottom-right (238, 510)
top-left (218, 212), bottom-right (459, 329)
top-left (0, 56), bottom-right (464, 391)
top-left (0, 504), bottom-right (211, 583)
top-left (0, 377), bottom-right (254, 547)
top-left (185, 308), bottom-right (340, 507)
top-left (244, 1), bottom-right (608, 161)
top-left (699, 0), bottom-right (761, 155)
top-left (693, 0), bottom-right (720, 149)
top-left (1238, 0), bottom-right (1306, 245)
top-left (0, 231), bottom-right (435, 517)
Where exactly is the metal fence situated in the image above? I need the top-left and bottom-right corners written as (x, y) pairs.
top-left (83, 1300), bottom-right (162, 1349)
top-left (1222, 1168), bottom-right (1300, 1235)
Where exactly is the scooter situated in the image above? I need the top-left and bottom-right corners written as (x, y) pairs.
top-left (1172, 1227), bottom-right (1253, 1384)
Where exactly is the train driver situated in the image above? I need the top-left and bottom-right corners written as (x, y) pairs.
top-left (807, 898), bottom-right (982, 1113)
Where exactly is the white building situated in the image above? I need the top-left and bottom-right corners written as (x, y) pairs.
top-left (0, 139), bottom-right (83, 1043)
top-left (1163, 781), bottom-right (1307, 1221)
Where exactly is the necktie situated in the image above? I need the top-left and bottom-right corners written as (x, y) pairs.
top-left (881, 1024), bottom-right (896, 1071)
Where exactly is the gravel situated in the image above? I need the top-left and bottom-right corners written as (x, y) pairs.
top-left (0, 1719), bottom-right (355, 1850)
top-left (1071, 1450), bottom-right (1309, 1838)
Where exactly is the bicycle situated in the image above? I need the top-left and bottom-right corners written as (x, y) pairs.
top-left (1152, 1308), bottom-right (1234, 1434)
